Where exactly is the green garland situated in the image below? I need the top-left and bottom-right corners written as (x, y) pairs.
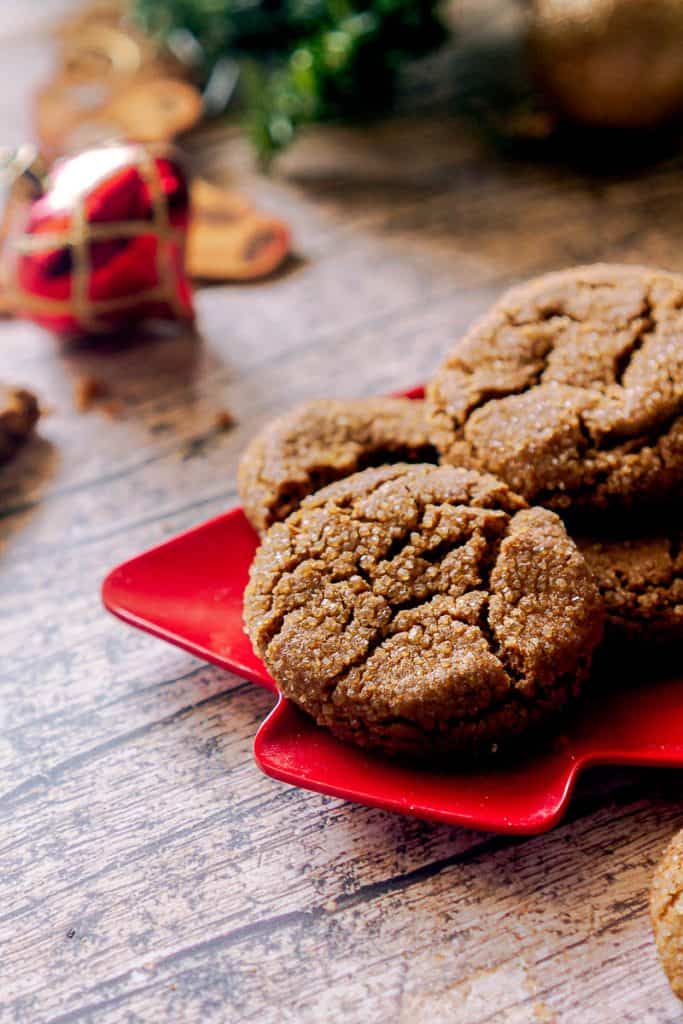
top-left (134, 0), bottom-right (447, 166)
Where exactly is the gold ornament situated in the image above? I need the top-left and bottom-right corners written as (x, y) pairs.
top-left (531, 0), bottom-right (683, 127)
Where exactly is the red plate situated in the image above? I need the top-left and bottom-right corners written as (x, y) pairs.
top-left (101, 391), bottom-right (683, 834)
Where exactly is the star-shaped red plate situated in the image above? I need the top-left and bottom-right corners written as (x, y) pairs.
top-left (102, 390), bottom-right (683, 834)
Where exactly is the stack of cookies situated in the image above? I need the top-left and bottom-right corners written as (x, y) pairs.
top-left (240, 264), bottom-right (683, 762)
top-left (429, 263), bottom-right (683, 649)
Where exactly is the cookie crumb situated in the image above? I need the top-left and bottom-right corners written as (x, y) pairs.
top-left (533, 1002), bottom-right (557, 1023)
top-left (102, 398), bottom-right (124, 420)
top-left (215, 409), bottom-right (236, 431)
top-left (150, 421), bottom-right (173, 435)
top-left (74, 375), bottom-right (108, 413)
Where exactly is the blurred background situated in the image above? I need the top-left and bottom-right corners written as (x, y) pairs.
top-left (8, 1), bottom-right (683, 169)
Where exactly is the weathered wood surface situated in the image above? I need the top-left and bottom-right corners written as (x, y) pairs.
top-left (2, 8), bottom-right (683, 1023)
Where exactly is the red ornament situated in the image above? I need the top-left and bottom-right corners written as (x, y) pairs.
top-left (3, 142), bottom-right (193, 336)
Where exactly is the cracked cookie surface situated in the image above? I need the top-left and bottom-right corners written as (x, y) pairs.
top-left (244, 463), bottom-right (604, 759)
top-left (651, 829), bottom-right (683, 1000)
top-left (575, 529), bottom-right (683, 643)
top-left (0, 386), bottom-right (39, 465)
top-left (428, 264), bottom-right (683, 512)
top-left (238, 397), bottom-right (435, 534)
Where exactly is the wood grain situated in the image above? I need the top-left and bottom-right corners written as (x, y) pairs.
top-left (1, 6), bottom-right (683, 1023)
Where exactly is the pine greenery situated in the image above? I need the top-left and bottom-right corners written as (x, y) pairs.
top-left (134, 0), bottom-right (446, 166)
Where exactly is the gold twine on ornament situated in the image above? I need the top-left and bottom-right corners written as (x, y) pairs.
top-left (136, 146), bottom-right (188, 319)
top-left (72, 186), bottom-right (100, 332)
top-left (14, 221), bottom-right (183, 250)
top-left (2, 286), bottom-right (171, 317)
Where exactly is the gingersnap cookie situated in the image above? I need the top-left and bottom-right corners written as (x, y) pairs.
top-left (575, 529), bottom-right (683, 644)
top-left (428, 264), bottom-right (683, 512)
top-left (651, 828), bottom-right (683, 1000)
top-left (0, 386), bottom-right (39, 464)
top-left (244, 463), bottom-right (604, 759)
top-left (237, 397), bottom-right (436, 535)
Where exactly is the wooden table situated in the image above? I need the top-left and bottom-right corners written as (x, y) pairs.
top-left (2, 9), bottom-right (683, 1023)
